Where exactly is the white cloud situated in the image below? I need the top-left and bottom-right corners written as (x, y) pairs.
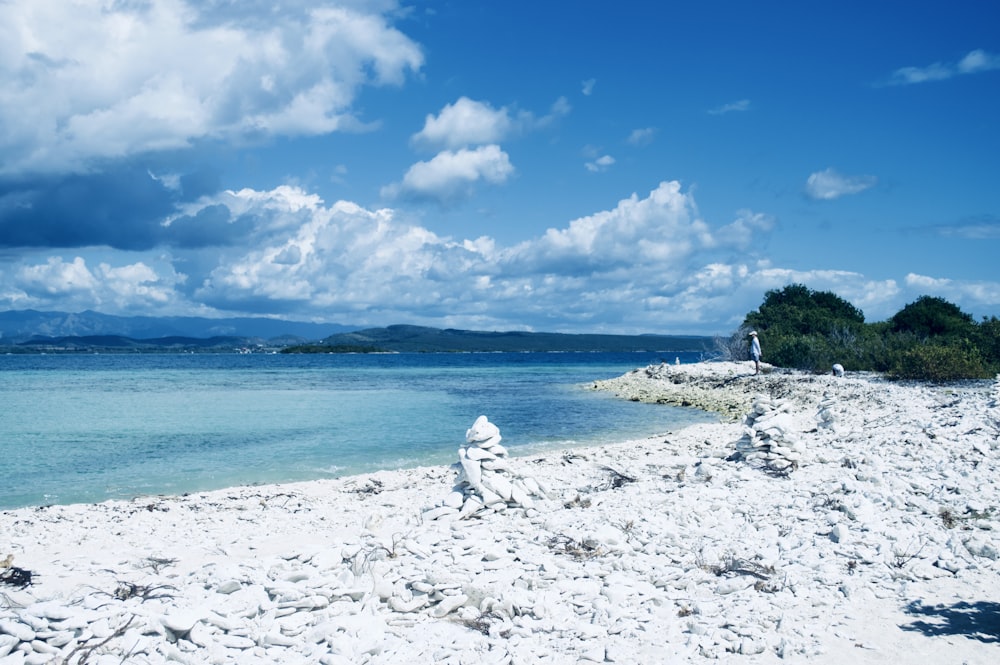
top-left (411, 96), bottom-right (570, 151)
top-left (6, 182), bottom-right (999, 334)
top-left (411, 97), bottom-right (513, 150)
top-left (584, 155), bottom-right (615, 173)
top-left (887, 48), bottom-right (1000, 86)
top-left (958, 49), bottom-right (1000, 74)
top-left (0, 0), bottom-right (423, 174)
top-left (582, 78), bottom-right (596, 95)
top-left (935, 215), bottom-right (1000, 239)
top-left (714, 210), bottom-right (776, 248)
top-left (11, 255), bottom-right (185, 313)
top-left (904, 273), bottom-right (1000, 309)
top-left (708, 99), bottom-right (750, 115)
top-left (805, 168), bottom-right (877, 200)
top-left (17, 257), bottom-right (98, 296)
top-left (382, 145), bottom-right (514, 201)
top-left (505, 181), bottom-right (713, 275)
top-left (627, 127), bottom-right (657, 146)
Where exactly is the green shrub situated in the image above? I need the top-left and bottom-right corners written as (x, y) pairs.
top-left (888, 342), bottom-right (992, 381)
top-left (975, 317), bottom-right (1000, 369)
top-left (890, 296), bottom-right (975, 338)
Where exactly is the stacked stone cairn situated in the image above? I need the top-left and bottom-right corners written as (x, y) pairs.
top-left (729, 394), bottom-right (804, 474)
top-left (989, 375), bottom-right (1000, 442)
top-left (816, 391), bottom-right (838, 430)
top-left (423, 416), bottom-right (547, 521)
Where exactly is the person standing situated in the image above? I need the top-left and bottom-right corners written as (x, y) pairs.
top-left (749, 331), bottom-right (762, 375)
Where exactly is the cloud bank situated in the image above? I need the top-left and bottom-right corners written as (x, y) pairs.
top-left (5, 179), bottom-right (992, 333)
top-left (0, 0), bottom-right (423, 176)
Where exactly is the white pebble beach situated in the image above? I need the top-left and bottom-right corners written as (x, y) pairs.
top-left (3, 361), bottom-right (999, 664)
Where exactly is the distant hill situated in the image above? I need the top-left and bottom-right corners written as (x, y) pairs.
top-left (313, 324), bottom-right (713, 353)
top-left (0, 312), bottom-right (716, 354)
top-left (14, 334), bottom-right (256, 352)
top-left (0, 309), bottom-right (354, 343)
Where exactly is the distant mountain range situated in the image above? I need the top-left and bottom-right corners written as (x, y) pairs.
top-left (0, 311), bottom-right (715, 353)
top-left (0, 309), bottom-right (353, 344)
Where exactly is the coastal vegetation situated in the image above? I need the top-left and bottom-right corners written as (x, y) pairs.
top-left (302, 325), bottom-right (713, 354)
top-left (281, 344), bottom-right (386, 354)
top-left (725, 284), bottom-right (999, 381)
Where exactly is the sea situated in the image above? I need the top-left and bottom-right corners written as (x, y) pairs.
top-left (0, 351), bottom-right (718, 510)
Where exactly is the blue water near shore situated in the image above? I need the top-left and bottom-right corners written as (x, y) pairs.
top-left (0, 352), bottom-right (717, 509)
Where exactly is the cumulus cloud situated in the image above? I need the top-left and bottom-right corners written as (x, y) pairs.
top-left (582, 78), bottom-right (597, 96)
top-left (410, 96), bottom-right (570, 152)
top-left (4, 180), bottom-right (997, 333)
top-left (805, 168), bottom-right (877, 200)
top-left (505, 181), bottom-right (713, 276)
top-left (392, 96), bottom-right (568, 203)
top-left (381, 145), bottom-right (514, 201)
top-left (0, 0), bottom-right (423, 175)
top-left (9, 255), bottom-right (186, 313)
top-left (904, 273), bottom-right (1000, 309)
top-left (410, 98), bottom-right (513, 150)
top-left (887, 48), bottom-right (1000, 86)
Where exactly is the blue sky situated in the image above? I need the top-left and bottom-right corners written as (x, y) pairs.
top-left (1, 0), bottom-right (998, 335)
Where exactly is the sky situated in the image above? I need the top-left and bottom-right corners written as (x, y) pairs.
top-left (1, 0), bottom-right (998, 336)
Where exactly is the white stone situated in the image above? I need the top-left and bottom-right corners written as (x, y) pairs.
top-left (465, 416), bottom-right (499, 443)
top-left (389, 596), bottom-right (429, 613)
top-left (161, 611), bottom-right (201, 635)
top-left (480, 458), bottom-right (512, 472)
top-left (423, 505), bottom-right (457, 521)
top-left (481, 471), bottom-right (513, 502)
top-left (465, 446), bottom-right (497, 461)
top-left (0, 636), bottom-right (18, 658)
top-left (830, 524), bottom-right (847, 543)
top-left (459, 496), bottom-right (484, 519)
top-left (443, 489), bottom-right (465, 508)
top-left (0, 620), bottom-right (34, 643)
top-left (216, 634), bottom-right (255, 649)
top-left (429, 594), bottom-right (469, 618)
top-left (458, 448), bottom-right (483, 490)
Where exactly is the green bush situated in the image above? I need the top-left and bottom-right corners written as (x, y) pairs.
top-left (890, 296), bottom-right (975, 338)
top-left (975, 317), bottom-right (1000, 368)
top-left (887, 342), bottom-right (992, 381)
top-left (744, 284), bottom-right (865, 338)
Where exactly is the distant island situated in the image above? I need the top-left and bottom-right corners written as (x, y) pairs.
top-left (284, 324), bottom-right (713, 354)
top-left (0, 316), bottom-right (714, 355)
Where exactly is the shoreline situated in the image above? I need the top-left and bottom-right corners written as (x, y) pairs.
top-left (2, 361), bottom-right (999, 663)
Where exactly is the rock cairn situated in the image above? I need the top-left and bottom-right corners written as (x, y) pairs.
top-left (729, 394), bottom-right (804, 474)
top-left (815, 391), bottom-right (838, 430)
top-left (989, 374), bottom-right (1000, 439)
top-left (423, 415), bottom-right (547, 521)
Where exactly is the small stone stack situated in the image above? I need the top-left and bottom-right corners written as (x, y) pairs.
top-left (816, 391), bottom-right (838, 430)
top-left (423, 416), bottom-right (547, 521)
top-left (730, 395), bottom-right (804, 474)
top-left (988, 375), bottom-right (1000, 441)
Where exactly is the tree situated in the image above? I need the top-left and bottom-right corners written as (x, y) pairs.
top-left (743, 284), bottom-right (865, 336)
top-left (740, 284), bottom-right (866, 371)
top-left (889, 296), bottom-right (974, 338)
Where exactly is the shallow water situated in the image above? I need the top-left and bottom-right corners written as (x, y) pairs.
top-left (0, 351), bottom-right (717, 508)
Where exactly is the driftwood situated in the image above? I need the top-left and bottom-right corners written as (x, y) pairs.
top-left (0, 566), bottom-right (33, 588)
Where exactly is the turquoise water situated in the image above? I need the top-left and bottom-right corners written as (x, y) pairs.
top-left (0, 352), bottom-right (716, 509)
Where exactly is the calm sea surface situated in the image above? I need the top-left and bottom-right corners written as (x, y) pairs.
top-left (0, 352), bottom-right (716, 509)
